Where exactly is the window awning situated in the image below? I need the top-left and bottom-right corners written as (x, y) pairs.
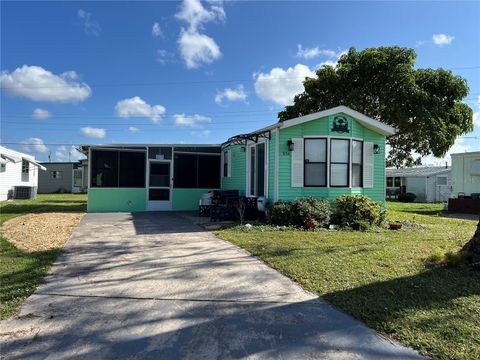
top-left (1, 153), bottom-right (22, 163)
top-left (22, 157), bottom-right (46, 171)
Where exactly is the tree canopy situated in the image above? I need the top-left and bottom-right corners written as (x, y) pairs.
top-left (278, 47), bottom-right (473, 167)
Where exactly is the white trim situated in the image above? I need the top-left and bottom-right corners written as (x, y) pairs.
top-left (22, 157), bottom-right (46, 171)
top-left (274, 129), bottom-right (279, 202)
top-left (1, 153), bottom-right (21, 163)
top-left (280, 106), bottom-right (396, 136)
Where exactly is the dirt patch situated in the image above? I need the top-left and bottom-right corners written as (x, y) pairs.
top-left (1, 212), bottom-right (84, 252)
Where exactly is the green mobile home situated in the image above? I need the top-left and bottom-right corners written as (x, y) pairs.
top-left (82, 106), bottom-right (396, 212)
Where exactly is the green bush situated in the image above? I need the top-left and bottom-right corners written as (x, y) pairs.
top-left (268, 201), bottom-right (294, 226)
top-left (268, 197), bottom-right (331, 229)
top-left (333, 195), bottom-right (382, 229)
top-left (398, 192), bottom-right (416, 202)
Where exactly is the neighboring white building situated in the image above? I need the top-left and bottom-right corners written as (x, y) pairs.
top-left (0, 146), bottom-right (46, 201)
top-left (451, 151), bottom-right (480, 198)
top-left (386, 166), bottom-right (451, 203)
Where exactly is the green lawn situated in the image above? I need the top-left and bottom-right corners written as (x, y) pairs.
top-left (0, 193), bottom-right (87, 319)
top-left (217, 202), bottom-right (480, 360)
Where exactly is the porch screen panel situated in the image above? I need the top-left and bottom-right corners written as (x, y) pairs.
top-left (256, 143), bottom-right (265, 197)
top-left (198, 155), bottom-right (220, 188)
top-left (119, 152), bottom-right (146, 188)
top-left (91, 150), bottom-right (119, 187)
top-left (174, 153), bottom-right (197, 188)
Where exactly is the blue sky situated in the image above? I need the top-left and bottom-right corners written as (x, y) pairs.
top-left (1, 0), bottom-right (479, 163)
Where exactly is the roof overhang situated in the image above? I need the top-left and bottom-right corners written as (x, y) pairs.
top-left (280, 106), bottom-right (397, 136)
top-left (1, 153), bottom-right (22, 163)
top-left (23, 157), bottom-right (46, 171)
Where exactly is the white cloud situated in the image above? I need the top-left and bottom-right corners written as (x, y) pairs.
top-left (128, 126), bottom-right (140, 133)
top-left (432, 33), bottom-right (454, 46)
top-left (178, 29), bottom-right (222, 69)
top-left (0, 65), bottom-right (91, 103)
top-left (254, 64), bottom-right (316, 106)
top-left (55, 145), bottom-right (85, 161)
top-left (190, 129), bottom-right (211, 137)
top-left (296, 44), bottom-right (337, 59)
top-left (77, 9), bottom-right (101, 36)
top-left (473, 111), bottom-right (480, 127)
top-left (115, 96), bottom-right (166, 123)
top-left (80, 127), bottom-right (106, 139)
top-left (32, 108), bottom-right (51, 120)
top-left (152, 22), bottom-right (163, 37)
top-left (215, 85), bottom-right (247, 104)
top-left (21, 137), bottom-right (48, 153)
top-left (156, 49), bottom-right (175, 64)
top-left (175, 0), bottom-right (225, 32)
top-left (174, 113), bottom-right (212, 127)
top-left (175, 0), bottom-right (224, 69)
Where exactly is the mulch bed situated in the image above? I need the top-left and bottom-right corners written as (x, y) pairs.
top-left (1, 213), bottom-right (84, 252)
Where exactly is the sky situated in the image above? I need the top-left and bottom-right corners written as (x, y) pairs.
top-left (1, 0), bottom-right (479, 163)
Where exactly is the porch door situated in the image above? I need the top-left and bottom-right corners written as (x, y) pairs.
top-left (147, 160), bottom-right (172, 210)
top-left (436, 175), bottom-right (451, 202)
top-left (248, 142), bottom-right (266, 197)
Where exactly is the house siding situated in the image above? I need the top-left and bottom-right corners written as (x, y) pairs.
top-left (38, 163), bottom-right (74, 193)
top-left (276, 113), bottom-right (386, 204)
top-left (172, 188), bottom-right (219, 210)
top-left (87, 188), bottom-right (147, 212)
top-left (221, 144), bottom-right (247, 195)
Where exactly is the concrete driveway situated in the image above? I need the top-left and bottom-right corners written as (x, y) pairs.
top-left (1, 212), bottom-right (422, 359)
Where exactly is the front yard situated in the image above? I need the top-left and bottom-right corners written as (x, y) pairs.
top-left (218, 202), bottom-right (480, 360)
top-left (0, 194), bottom-right (87, 319)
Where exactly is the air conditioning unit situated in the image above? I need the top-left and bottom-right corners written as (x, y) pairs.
top-left (13, 186), bottom-right (37, 200)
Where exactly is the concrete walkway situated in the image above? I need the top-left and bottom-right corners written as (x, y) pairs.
top-left (1, 212), bottom-right (422, 359)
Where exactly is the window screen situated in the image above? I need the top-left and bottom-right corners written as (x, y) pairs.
top-left (437, 176), bottom-right (448, 185)
top-left (257, 143), bottom-right (265, 196)
top-left (394, 177), bottom-right (401, 187)
top-left (223, 151), bottom-right (229, 177)
top-left (330, 139), bottom-right (349, 187)
top-left (91, 150), bottom-right (119, 187)
top-left (149, 189), bottom-right (169, 201)
top-left (150, 163), bottom-right (170, 187)
top-left (148, 147), bottom-right (172, 160)
top-left (22, 160), bottom-right (29, 174)
top-left (387, 177), bottom-right (393, 187)
top-left (173, 153), bottom-right (220, 188)
top-left (119, 152), bottom-right (145, 187)
top-left (304, 139), bottom-right (327, 187)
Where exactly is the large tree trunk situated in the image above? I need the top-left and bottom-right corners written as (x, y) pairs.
top-left (462, 218), bottom-right (480, 270)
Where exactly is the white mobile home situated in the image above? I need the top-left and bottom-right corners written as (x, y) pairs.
top-left (451, 151), bottom-right (480, 197)
top-left (386, 166), bottom-right (451, 203)
top-left (0, 146), bottom-right (46, 201)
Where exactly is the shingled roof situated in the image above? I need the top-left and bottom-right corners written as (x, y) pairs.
top-left (386, 166), bottom-right (450, 177)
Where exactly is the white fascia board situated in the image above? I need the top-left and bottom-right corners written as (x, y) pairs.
top-left (279, 105), bottom-right (397, 136)
top-left (1, 153), bottom-right (22, 163)
top-left (23, 157), bottom-right (47, 171)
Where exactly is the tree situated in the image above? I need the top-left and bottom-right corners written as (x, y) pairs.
top-left (462, 218), bottom-right (480, 270)
top-left (278, 47), bottom-right (474, 167)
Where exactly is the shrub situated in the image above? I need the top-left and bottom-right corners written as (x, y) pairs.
top-left (291, 197), bottom-right (331, 228)
top-left (333, 195), bottom-right (382, 229)
top-left (268, 197), bottom-right (331, 229)
top-left (398, 192), bottom-right (416, 202)
top-left (268, 201), bottom-right (294, 226)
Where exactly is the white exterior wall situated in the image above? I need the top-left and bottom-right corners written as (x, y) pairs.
top-left (0, 146), bottom-right (39, 201)
top-left (451, 152), bottom-right (480, 196)
top-left (404, 171), bottom-right (451, 203)
top-left (405, 177), bottom-right (427, 202)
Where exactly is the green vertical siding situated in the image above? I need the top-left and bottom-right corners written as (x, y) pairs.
top-left (221, 144), bottom-right (246, 195)
top-left (268, 131), bottom-right (276, 200)
top-left (88, 188), bottom-right (147, 212)
top-left (276, 113), bottom-right (386, 204)
top-left (172, 188), bottom-right (218, 211)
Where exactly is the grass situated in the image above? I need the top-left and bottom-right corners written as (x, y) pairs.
top-left (0, 193), bottom-right (87, 319)
top-left (217, 201), bottom-right (480, 360)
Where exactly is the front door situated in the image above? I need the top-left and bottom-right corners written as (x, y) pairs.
top-left (147, 160), bottom-right (172, 210)
top-left (247, 142), bottom-right (266, 197)
top-left (72, 169), bottom-right (83, 193)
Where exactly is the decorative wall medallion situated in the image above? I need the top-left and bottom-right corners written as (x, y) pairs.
top-left (331, 115), bottom-right (349, 133)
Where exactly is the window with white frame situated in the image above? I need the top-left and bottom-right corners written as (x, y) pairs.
top-left (51, 171), bottom-right (63, 179)
top-left (330, 139), bottom-right (350, 187)
top-left (22, 159), bottom-right (29, 174)
top-left (352, 140), bottom-right (363, 187)
top-left (223, 150), bottom-right (230, 178)
top-left (437, 176), bottom-right (448, 185)
top-left (304, 138), bottom-right (327, 187)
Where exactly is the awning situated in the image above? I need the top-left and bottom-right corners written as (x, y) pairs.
top-left (1, 153), bottom-right (22, 163)
top-left (22, 157), bottom-right (46, 171)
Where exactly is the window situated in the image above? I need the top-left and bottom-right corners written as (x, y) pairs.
top-left (22, 159), bottom-right (29, 174)
top-left (330, 139), bottom-right (349, 187)
top-left (223, 151), bottom-right (229, 177)
top-left (437, 176), bottom-right (448, 186)
top-left (173, 153), bottom-right (220, 189)
top-left (304, 138), bottom-right (327, 187)
top-left (51, 171), bottom-right (63, 179)
top-left (91, 150), bottom-right (146, 188)
top-left (352, 140), bottom-right (363, 187)
top-left (386, 177), bottom-right (393, 187)
top-left (394, 177), bottom-right (401, 187)
top-left (0, 163), bottom-right (6, 172)
top-left (73, 170), bottom-right (82, 187)
top-left (150, 163), bottom-right (170, 187)
top-left (248, 143), bottom-right (266, 196)
top-left (471, 159), bottom-right (480, 175)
